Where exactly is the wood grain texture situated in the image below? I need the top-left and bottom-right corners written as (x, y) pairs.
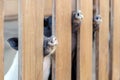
top-left (20, 0), bottom-right (44, 80)
top-left (0, 0), bottom-right (4, 80)
top-left (98, 0), bottom-right (109, 80)
top-left (77, 0), bottom-right (93, 80)
top-left (56, 0), bottom-right (72, 80)
top-left (112, 0), bottom-right (120, 79)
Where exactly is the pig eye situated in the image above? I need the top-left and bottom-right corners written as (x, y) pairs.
top-left (77, 13), bottom-right (80, 16)
top-left (51, 41), bottom-right (53, 43)
top-left (96, 17), bottom-right (99, 20)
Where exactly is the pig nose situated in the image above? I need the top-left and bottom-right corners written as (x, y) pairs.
top-left (51, 40), bottom-right (53, 43)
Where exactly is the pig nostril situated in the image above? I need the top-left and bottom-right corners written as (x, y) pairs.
top-left (51, 41), bottom-right (53, 43)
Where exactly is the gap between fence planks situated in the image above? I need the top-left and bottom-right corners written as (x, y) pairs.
top-left (20, 0), bottom-right (44, 80)
top-left (0, 0), bottom-right (4, 80)
top-left (98, 0), bottom-right (109, 80)
top-left (94, 0), bottom-right (99, 80)
top-left (112, 0), bottom-right (120, 80)
top-left (77, 0), bottom-right (93, 80)
top-left (109, 0), bottom-right (113, 79)
top-left (55, 0), bottom-right (72, 80)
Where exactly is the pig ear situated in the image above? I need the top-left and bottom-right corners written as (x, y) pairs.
top-left (7, 37), bottom-right (18, 50)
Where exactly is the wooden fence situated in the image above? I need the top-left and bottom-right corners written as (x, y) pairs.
top-left (0, 0), bottom-right (120, 80)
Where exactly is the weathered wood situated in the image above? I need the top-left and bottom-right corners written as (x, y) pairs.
top-left (56, 0), bottom-right (72, 80)
top-left (20, 0), bottom-right (44, 80)
top-left (98, 0), bottom-right (109, 80)
top-left (0, 0), bottom-right (4, 80)
top-left (112, 0), bottom-right (120, 80)
top-left (77, 0), bottom-right (93, 80)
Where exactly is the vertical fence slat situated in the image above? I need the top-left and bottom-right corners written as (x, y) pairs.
top-left (56, 0), bottom-right (71, 80)
top-left (98, 0), bottom-right (109, 80)
top-left (0, 0), bottom-right (4, 80)
top-left (77, 0), bottom-right (93, 80)
top-left (20, 0), bottom-right (44, 80)
top-left (112, 0), bottom-right (120, 80)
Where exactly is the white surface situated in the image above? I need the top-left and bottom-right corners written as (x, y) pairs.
top-left (4, 51), bottom-right (18, 80)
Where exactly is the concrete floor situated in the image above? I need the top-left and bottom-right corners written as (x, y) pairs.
top-left (4, 20), bottom-right (18, 74)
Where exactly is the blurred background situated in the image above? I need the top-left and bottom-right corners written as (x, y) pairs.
top-left (4, 20), bottom-right (18, 74)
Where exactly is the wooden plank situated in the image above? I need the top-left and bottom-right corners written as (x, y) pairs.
top-left (98, 0), bottom-right (109, 80)
top-left (56, 0), bottom-right (72, 80)
top-left (20, 0), bottom-right (44, 80)
top-left (0, 0), bottom-right (4, 80)
top-left (77, 0), bottom-right (93, 80)
top-left (112, 0), bottom-right (120, 79)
